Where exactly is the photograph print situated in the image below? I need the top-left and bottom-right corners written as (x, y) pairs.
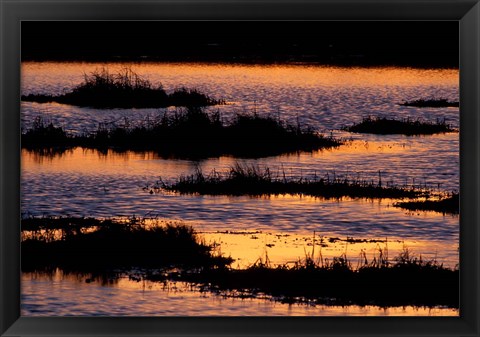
top-left (20, 21), bottom-right (459, 316)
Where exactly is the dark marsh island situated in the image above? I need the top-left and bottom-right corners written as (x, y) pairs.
top-left (399, 98), bottom-right (459, 108)
top-left (21, 68), bottom-right (223, 109)
top-left (343, 116), bottom-right (455, 135)
top-left (160, 164), bottom-right (426, 200)
top-left (21, 110), bottom-right (343, 159)
top-left (22, 217), bottom-right (459, 309)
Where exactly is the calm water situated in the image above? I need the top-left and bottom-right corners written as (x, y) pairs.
top-left (21, 62), bottom-right (459, 316)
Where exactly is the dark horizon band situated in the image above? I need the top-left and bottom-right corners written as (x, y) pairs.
top-left (21, 21), bottom-right (459, 68)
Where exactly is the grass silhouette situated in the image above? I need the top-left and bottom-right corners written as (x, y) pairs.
top-left (22, 110), bottom-right (342, 159)
top-left (21, 217), bottom-right (458, 308)
top-left (343, 116), bottom-right (454, 135)
top-left (184, 249), bottom-right (459, 308)
top-left (21, 68), bottom-right (223, 109)
top-left (22, 216), bottom-right (233, 273)
top-left (160, 246), bottom-right (459, 308)
top-left (399, 98), bottom-right (459, 108)
top-left (162, 164), bottom-right (426, 199)
top-left (394, 193), bottom-right (459, 214)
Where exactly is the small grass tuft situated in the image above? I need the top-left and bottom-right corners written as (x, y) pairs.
top-left (394, 193), bottom-right (459, 214)
top-left (399, 98), bottom-right (459, 108)
top-left (343, 116), bottom-right (455, 135)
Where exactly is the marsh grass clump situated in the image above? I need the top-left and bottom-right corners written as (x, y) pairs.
top-left (21, 68), bottom-right (223, 109)
top-left (22, 109), bottom-right (343, 158)
top-left (21, 216), bottom-right (233, 274)
top-left (224, 113), bottom-right (340, 157)
top-left (185, 247), bottom-right (458, 308)
top-left (394, 193), bottom-right (459, 214)
top-left (81, 107), bottom-right (225, 156)
top-left (22, 117), bottom-right (72, 148)
top-left (399, 98), bottom-right (459, 108)
top-left (168, 87), bottom-right (221, 107)
top-left (21, 216), bottom-right (458, 308)
top-left (343, 116), bottom-right (454, 135)
top-left (163, 164), bottom-right (425, 199)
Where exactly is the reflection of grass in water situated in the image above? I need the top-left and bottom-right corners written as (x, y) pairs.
top-left (162, 163), bottom-right (426, 199)
top-left (21, 217), bottom-right (458, 308)
top-left (394, 193), bottom-right (459, 215)
top-left (343, 116), bottom-right (455, 135)
top-left (21, 216), bottom-right (233, 274)
top-left (399, 98), bottom-right (459, 108)
top-left (22, 109), bottom-right (342, 158)
top-left (21, 67), bottom-right (223, 109)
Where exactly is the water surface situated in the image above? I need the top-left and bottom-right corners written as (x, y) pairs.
top-left (21, 62), bottom-right (460, 316)
top-left (21, 271), bottom-right (459, 316)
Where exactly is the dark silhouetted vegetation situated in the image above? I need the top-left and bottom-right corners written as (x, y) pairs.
top-left (165, 247), bottom-right (458, 308)
top-left (21, 216), bottom-right (458, 308)
top-left (161, 164), bottom-right (426, 199)
top-left (343, 116), bottom-right (455, 135)
top-left (22, 117), bottom-right (74, 149)
top-left (399, 98), bottom-right (459, 108)
top-left (394, 193), bottom-right (459, 215)
top-left (21, 68), bottom-right (223, 109)
top-left (21, 216), bottom-right (233, 274)
top-left (22, 111), bottom-right (342, 159)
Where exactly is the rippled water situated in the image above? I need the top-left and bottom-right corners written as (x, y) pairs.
top-left (21, 271), bottom-right (458, 316)
top-left (21, 62), bottom-right (459, 316)
top-left (21, 62), bottom-right (459, 132)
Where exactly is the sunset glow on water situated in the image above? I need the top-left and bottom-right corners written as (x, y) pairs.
top-left (21, 271), bottom-right (458, 316)
top-left (21, 61), bottom-right (459, 316)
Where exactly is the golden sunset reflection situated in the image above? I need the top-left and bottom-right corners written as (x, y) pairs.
top-left (21, 148), bottom-right (166, 174)
top-left (22, 146), bottom-right (459, 270)
top-left (21, 60), bottom-right (459, 316)
top-left (21, 271), bottom-right (458, 316)
top-left (21, 130), bottom-right (459, 184)
top-left (22, 62), bottom-right (459, 93)
top-left (201, 231), bottom-right (458, 269)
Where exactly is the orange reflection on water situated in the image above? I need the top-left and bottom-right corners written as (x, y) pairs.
top-left (21, 148), bottom-right (192, 177)
top-left (22, 146), bottom-right (459, 270)
top-left (21, 271), bottom-right (459, 316)
top-left (21, 131), bottom-right (458, 184)
top-left (22, 62), bottom-right (459, 92)
top-left (202, 230), bottom-right (458, 269)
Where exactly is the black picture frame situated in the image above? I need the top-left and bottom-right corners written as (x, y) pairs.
top-left (1, 0), bottom-right (479, 336)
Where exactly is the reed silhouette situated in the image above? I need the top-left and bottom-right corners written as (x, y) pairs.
top-left (394, 193), bottom-right (459, 214)
top-left (21, 68), bottom-right (223, 109)
top-left (344, 116), bottom-right (454, 135)
top-left (159, 246), bottom-right (459, 308)
top-left (162, 164), bottom-right (426, 199)
top-left (22, 110), bottom-right (342, 159)
top-left (22, 117), bottom-right (70, 145)
top-left (21, 217), bottom-right (458, 308)
top-left (399, 98), bottom-right (459, 108)
top-left (21, 217), bottom-right (233, 273)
